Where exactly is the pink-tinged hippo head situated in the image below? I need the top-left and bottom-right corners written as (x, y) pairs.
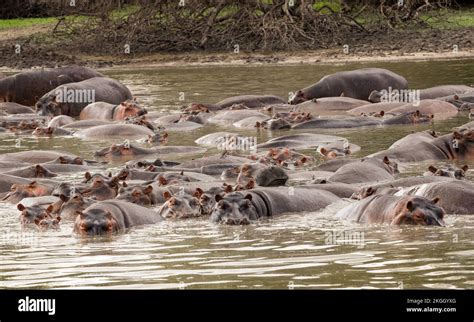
top-left (36, 94), bottom-right (62, 116)
top-left (114, 99), bottom-right (147, 120)
top-left (210, 193), bottom-right (255, 225)
top-left (391, 197), bottom-right (445, 226)
top-left (426, 164), bottom-right (468, 180)
top-left (289, 90), bottom-right (307, 105)
top-left (17, 203), bottom-right (60, 231)
top-left (116, 185), bottom-right (154, 206)
top-left (3, 181), bottom-right (51, 203)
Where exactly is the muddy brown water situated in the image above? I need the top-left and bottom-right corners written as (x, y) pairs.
top-left (1, 59), bottom-right (473, 289)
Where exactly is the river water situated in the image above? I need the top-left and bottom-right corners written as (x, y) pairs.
top-left (0, 59), bottom-right (473, 289)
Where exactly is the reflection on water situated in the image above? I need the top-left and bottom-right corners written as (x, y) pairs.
top-left (0, 59), bottom-right (473, 289)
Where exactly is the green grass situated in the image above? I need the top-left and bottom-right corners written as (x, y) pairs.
top-left (0, 17), bottom-right (58, 30)
top-left (421, 8), bottom-right (474, 29)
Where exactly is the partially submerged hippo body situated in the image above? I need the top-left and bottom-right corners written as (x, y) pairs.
top-left (289, 68), bottom-right (408, 104)
top-left (371, 130), bottom-right (474, 162)
top-left (347, 102), bottom-right (406, 116)
top-left (0, 150), bottom-right (78, 164)
top-left (94, 142), bottom-right (206, 158)
top-left (17, 203), bottom-right (60, 231)
top-left (294, 97), bottom-right (370, 114)
top-left (0, 66), bottom-right (103, 106)
top-left (423, 164), bottom-right (468, 180)
top-left (388, 100), bottom-right (458, 120)
top-left (74, 200), bottom-right (163, 236)
top-left (2, 181), bottom-right (54, 203)
top-left (336, 195), bottom-right (445, 226)
top-left (47, 115), bottom-right (75, 128)
top-left (369, 85), bottom-right (472, 102)
top-left (36, 77), bottom-right (132, 117)
top-left (203, 95), bottom-right (286, 110)
top-left (389, 130), bottom-right (438, 149)
top-left (0, 102), bottom-right (35, 114)
top-left (75, 124), bottom-right (154, 139)
top-left (210, 186), bottom-right (340, 224)
top-left (1, 165), bottom-right (58, 178)
top-left (328, 157), bottom-right (398, 184)
top-left (257, 133), bottom-right (354, 150)
top-left (79, 100), bottom-right (147, 120)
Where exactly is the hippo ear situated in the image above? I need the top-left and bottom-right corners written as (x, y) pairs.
top-left (28, 181), bottom-right (37, 187)
top-left (453, 94), bottom-right (459, 100)
top-left (56, 216), bottom-right (61, 222)
top-left (383, 156), bottom-right (390, 165)
top-left (59, 194), bottom-right (69, 202)
top-left (432, 197), bottom-right (440, 205)
top-left (122, 182), bottom-right (128, 188)
top-left (428, 165), bottom-right (438, 173)
top-left (406, 201), bottom-right (414, 211)
top-left (47, 127), bottom-right (54, 134)
top-left (144, 185), bottom-right (153, 194)
top-left (319, 147), bottom-right (327, 156)
top-left (461, 165), bottom-right (469, 172)
top-left (380, 110), bottom-right (385, 117)
top-left (163, 191), bottom-right (172, 200)
top-left (224, 184), bottom-right (233, 193)
top-left (244, 194), bottom-right (253, 201)
top-left (108, 172), bottom-right (112, 177)
top-left (163, 132), bottom-right (168, 139)
top-left (84, 172), bottom-right (91, 180)
top-left (193, 188), bottom-right (203, 198)
top-left (17, 203), bottom-right (26, 211)
top-left (46, 205), bottom-right (54, 213)
top-left (246, 180), bottom-right (255, 190)
top-left (366, 187), bottom-right (376, 196)
top-left (215, 194), bottom-right (223, 202)
top-left (158, 176), bottom-right (168, 186)
top-left (180, 170), bottom-right (184, 176)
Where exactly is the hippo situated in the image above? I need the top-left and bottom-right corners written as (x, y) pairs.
top-left (305, 182), bottom-right (358, 198)
top-left (371, 130), bottom-right (474, 162)
top-left (257, 133), bottom-right (352, 150)
top-left (62, 119), bottom-right (114, 129)
top-left (221, 163), bottom-right (266, 182)
top-left (17, 203), bottom-right (60, 231)
top-left (94, 142), bottom-right (206, 158)
top-left (347, 102), bottom-right (406, 116)
top-left (36, 77), bottom-right (132, 117)
top-left (317, 146), bottom-right (351, 159)
top-left (254, 166), bottom-right (289, 186)
top-left (389, 130), bottom-right (438, 149)
top-left (79, 99), bottom-right (147, 120)
top-left (32, 126), bottom-right (74, 136)
top-left (336, 195), bottom-right (445, 226)
top-left (195, 132), bottom-right (255, 150)
top-left (2, 181), bottom-right (54, 203)
top-left (74, 200), bottom-right (163, 236)
top-left (234, 116), bottom-right (270, 129)
top-left (81, 177), bottom-right (119, 201)
top-left (328, 157), bottom-right (398, 184)
top-left (369, 85), bottom-right (472, 103)
top-left (289, 68), bottom-right (408, 104)
top-left (0, 150), bottom-right (78, 164)
top-left (74, 124), bottom-right (154, 139)
top-left (208, 110), bottom-right (268, 125)
top-left (157, 191), bottom-right (203, 219)
top-left (141, 132), bottom-right (169, 146)
top-left (455, 120), bottom-right (474, 133)
top-left (388, 100), bottom-right (458, 120)
top-left (423, 164), bottom-right (468, 180)
top-left (47, 115), bottom-right (75, 128)
top-left (293, 97), bottom-right (370, 114)
top-left (1, 164), bottom-right (58, 178)
top-left (58, 194), bottom-right (94, 220)
top-left (201, 95), bottom-right (286, 110)
top-left (115, 185), bottom-right (157, 206)
top-left (210, 186), bottom-right (340, 224)
top-left (0, 66), bottom-right (103, 106)
top-left (0, 102), bottom-right (35, 114)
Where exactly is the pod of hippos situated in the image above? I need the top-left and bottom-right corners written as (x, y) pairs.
top-left (1, 65), bottom-right (473, 235)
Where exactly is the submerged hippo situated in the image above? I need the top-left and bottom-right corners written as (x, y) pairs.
top-left (79, 99), bottom-right (147, 120)
top-left (36, 77), bottom-right (132, 117)
top-left (210, 186), bottom-right (339, 224)
top-left (0, 150), bottom-right (78, 164)
top-left (294, 97), bottom-right (370, 114)
top-left (424, 164), bottom-right (468, 180)
top-left (1, 164), bottom-right (58, 178)
top-left (74, 200), bottom-right (163, 236)
top-left (289, 68), bottom-right (408, 104)
top-left (371, 130), bottom-right (474, 162)
top-left (0, 65), bottom-right (103, 106)
top-left (59, 194), bottom-right (94, 220)
top-left (94, 142), bottom-right (206, 158)
top-left (47, 115), bottom-right (75, 128)
top-left (75, 124), bottom-right (154, 139)
top-left (0, 102), bottom-right (35, 114)
top-left (328, 157), bottom-right (398, 184)
top-left (17, 203), bottom-right (61, 231)
top-left (198, 95), bottom-right (286, 111)
top-left (368, 85), bottom-right (472, 102)
top-left (389, 130), bottom-right (438, 149)
top-left (336, 195), bottom-right (445, 226)
top-left (2, 181), bottom-right (54, 203)
top-left (157, 191), bottom-right (203, 219)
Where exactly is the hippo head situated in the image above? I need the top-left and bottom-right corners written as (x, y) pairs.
top-left (2, 181), bottom-right (48, 203)
top-left (210, 193), bottom-right (257, 225)
top-left (266, 118), bottom-right (291, 130)
top-left (427, 165), bottom-right (468, 180)
top-left (115, 100), bottom-right (147, 120)
top-left (94, 143), bottom-right (140, 158)
top-left (318, 147), bottom-right (350, 159)
top-left (350, 186), bottom-right (377, 200)
top-left (36, 95), bottom-right (61, 116)
top-left (32, 126), bottom-right (55, 136)
top-left (368, 90), bottom-right (382, 103)
top-left (33, 165), bottom-right (57, 178)
top-left (392, 197), bottom-right (445, 226)
top-left (74, 209), bottom-right (120, 236)
top-left (289, 90), bottom-right (307, 105)
top-left (116, 185), bottom-right (154, 206)
top-left (17, 203), bottom-right (57, 229)
top-left (59, 194), bottom-right (91, 220)
top-left (193, 188), bottom-right (217, 216)
top-left (146, 132), bottom-right (168, 145)
top-left (82, 177), bottom-right (118, 201)
top-left (55, 156), bottom-right (84, 165)
top-left (83, 171), bottom-right (112, 184)
top-left (158, 191), bottom-right (201, 219)
top-left (255, 166), bottom-right (288, 187)
top-left (37, 215), bottom-right (61, 232)
top-left (220, 166), bottom-right (240, 181)
top-left (452, 130), bottom-right (474, 159)
top-left (183, 103), bottom-right (210, 113)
